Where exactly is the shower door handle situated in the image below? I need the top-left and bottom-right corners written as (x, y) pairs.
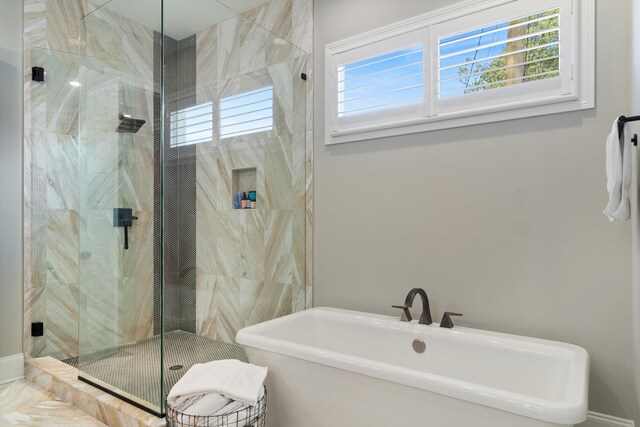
top-left (113, 208), bottom-right (138, 250)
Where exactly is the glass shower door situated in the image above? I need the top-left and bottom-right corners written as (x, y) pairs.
top-left (160, 3), bottom-right (308, 382)
top-left (71, 0), bottom-right (309, 417)
top-left (76, 6), bottom-right (163, 413)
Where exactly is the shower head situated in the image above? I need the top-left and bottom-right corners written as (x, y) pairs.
top-left (116, 114), bottom-right (146, 133)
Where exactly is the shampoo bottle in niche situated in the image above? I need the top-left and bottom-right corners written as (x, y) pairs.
top-left (249, 191), bottom-right (256, 209)
top-left (241, 192), bottom-right (249, 209)
top-left (234, 191), bottom-right (243, 209)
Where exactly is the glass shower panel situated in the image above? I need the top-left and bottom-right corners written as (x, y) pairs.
top-left (164, 5), bottom-right (308, 367)
top-left (29, 48), bottom-right (87, 361)
top-left (76, 2), bottom-right (163, 415)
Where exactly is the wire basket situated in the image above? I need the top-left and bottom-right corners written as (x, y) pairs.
top-left (166, 387), bottom-right (267, 427)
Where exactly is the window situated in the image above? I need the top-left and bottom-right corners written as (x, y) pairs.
top-left (220, 86), bottom-right (274, 139)
top-left (329, 29), bottom-right (426, 134)
top-left (169, 86), bottom-right (275, 145)
top-left (432, 0), bottom-right (574, 116)
top-left (170, 102), bottom-right (213, 147)
top-left (438, 8), bottom-right (561, 99)
top-left (325, 0), bottom-right (594, 144)
top-left (338, 45), bottom-right (424, 118)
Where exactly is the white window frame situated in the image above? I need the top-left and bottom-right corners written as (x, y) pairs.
top-left (324, 0), bottom-right (595, 145)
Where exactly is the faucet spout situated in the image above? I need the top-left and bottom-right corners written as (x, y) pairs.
top-left (405, 288), bottom-right (433, 325)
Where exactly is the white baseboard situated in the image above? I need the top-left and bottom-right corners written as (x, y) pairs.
top-left (0, 353), bottom-right (24, 385)
top-left (579, 411), bottom-right (634, 427)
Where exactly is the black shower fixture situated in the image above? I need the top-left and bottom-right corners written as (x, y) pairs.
top-left (116, 113), bottom-right (146, 133)
top-left (113, 208), bottom-right (138, 250)
top-left (32, 66), bottom-right (45, 82)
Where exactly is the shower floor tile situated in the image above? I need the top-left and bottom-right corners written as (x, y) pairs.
top-left (62, 330), bottom-right (248, 410)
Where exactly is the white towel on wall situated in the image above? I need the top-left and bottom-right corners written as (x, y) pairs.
top-left (604, 118), bottom-right (631, 221)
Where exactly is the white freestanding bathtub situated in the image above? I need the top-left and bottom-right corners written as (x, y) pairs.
top-left (236, 307), bottom-right (589, 427)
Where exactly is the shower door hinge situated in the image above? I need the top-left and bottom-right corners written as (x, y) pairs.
top-left (301, 72), bottom-right (308, 81)
top-left (32, 66), bottom-right (45, 82)
top-left (31, 322), bottom-right (44, 337)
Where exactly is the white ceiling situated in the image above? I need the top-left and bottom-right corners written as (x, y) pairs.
top-left (216, 0), bottom-right (273, 14)
top-left (102, 0), bottom-right (271, 40)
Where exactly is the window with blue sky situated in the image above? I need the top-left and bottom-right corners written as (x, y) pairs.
top-left (338, 45), bottom-right (424, 117)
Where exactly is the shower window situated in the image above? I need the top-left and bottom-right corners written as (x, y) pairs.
top-left (170, 102), bottom-right (214, 147)
top-left (220, 86), bottom-right (274, 139)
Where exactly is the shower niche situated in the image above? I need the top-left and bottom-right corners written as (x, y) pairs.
top-left (233, 167), bottom-right (257, 209)
top-left (27, 0), bottom-right (309, 417)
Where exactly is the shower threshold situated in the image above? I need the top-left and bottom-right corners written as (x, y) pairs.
top-left (62, 331), bottom-right (248, 416)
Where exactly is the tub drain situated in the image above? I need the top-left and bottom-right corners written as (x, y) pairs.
top-left (169, 365), bottom-right (184, 371)
top-left (412, 339), bottom-right (426, 354)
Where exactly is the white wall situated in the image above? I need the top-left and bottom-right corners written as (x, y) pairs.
top-left (632, 0), bottom-right (640, 423)
top-left (0, 0), bottom-right (24, 360)
top-left (313, 0), bottom-right (634, 420)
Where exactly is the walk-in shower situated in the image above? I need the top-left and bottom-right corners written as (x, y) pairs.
top-left (28, 0), bottom-right (307, 416)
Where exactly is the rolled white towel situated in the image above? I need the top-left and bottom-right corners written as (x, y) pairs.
top-left (208, 387), bottom-right (266, 427)
top-left (169, 392), bottom-right (232, 417)
top-left (169, 387), bottom-right (264, 427)
top-left (169, 387), bottom-right (265, 427)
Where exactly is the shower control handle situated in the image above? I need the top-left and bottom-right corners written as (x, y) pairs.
top-left (124, 221), bottom-right (130, 250)
top-left (113, 208), bottom-right (139, 250)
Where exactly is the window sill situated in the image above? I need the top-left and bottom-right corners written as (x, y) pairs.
top-left (327, 95), bottom-right (593, 145)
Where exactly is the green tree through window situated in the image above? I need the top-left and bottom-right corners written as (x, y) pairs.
top-left (454, 8), bottom-right (560, 94)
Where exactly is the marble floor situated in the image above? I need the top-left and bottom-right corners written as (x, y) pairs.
top-left (0, 380), bottom-right (106, 426)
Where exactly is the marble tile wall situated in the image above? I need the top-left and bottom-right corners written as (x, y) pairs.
top-left (248, 0), bottom-right (314, 311)
top-left (23, 0), bottom-right (156, 360)
top-left (194, 0), bottom-right (313, 343)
